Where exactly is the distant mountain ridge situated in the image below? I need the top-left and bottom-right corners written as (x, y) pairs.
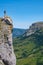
top-left (23, 22), bottom-right (43, 37)
top-left (12, 28), bottom-right (26, 37)
top-left (13, 22), bottom-right (43, 38)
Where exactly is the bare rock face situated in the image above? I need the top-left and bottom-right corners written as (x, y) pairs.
top-left (0, 16), bottom-right (16, 65)
top-left (23, 22), bottom-right (43, 37)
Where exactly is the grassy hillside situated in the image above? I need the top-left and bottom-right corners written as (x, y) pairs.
top-left (13, 29), bottom-right (43, 65)
top-left (13, 22), bottom-right (43, 65)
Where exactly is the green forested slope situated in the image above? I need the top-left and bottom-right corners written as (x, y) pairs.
top-left (13, 23), bottom-right (43, 65)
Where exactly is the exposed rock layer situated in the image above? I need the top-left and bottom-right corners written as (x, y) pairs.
top-left (0, 17), bottom-right (16, 65)
top-left (24, 22), bottom-right (43, 36)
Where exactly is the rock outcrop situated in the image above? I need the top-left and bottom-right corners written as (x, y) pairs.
top-left (0, 15), bottom-right (16, 65)
top-left (23, 22), bottom-right (43, 37)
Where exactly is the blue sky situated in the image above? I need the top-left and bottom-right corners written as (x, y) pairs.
top-left (0, 0), bottom-right (43, 29)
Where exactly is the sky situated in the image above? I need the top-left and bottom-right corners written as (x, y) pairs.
top-left (0, 0), bottom-right (43, 29)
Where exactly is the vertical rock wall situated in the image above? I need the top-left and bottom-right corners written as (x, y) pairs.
top-left (0, 18), bottom-right (16, 65)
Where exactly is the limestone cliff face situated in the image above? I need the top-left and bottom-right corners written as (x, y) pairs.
top-left (0, 17), bottom-right (16, 65)
top-left (23, 22), bottom-right (43, 37)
